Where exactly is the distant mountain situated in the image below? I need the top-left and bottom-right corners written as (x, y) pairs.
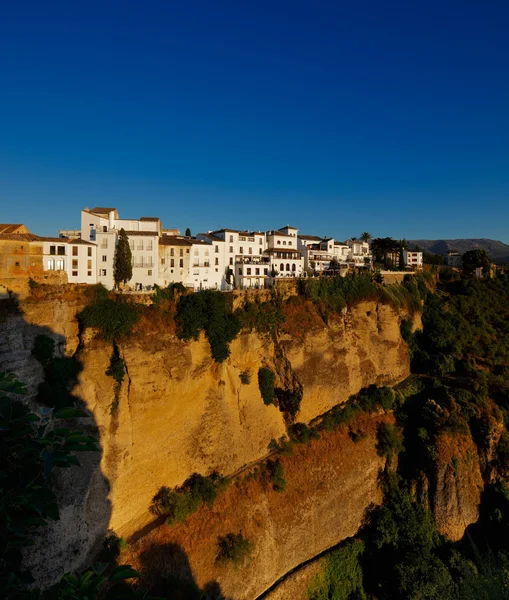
top-left (407, 238), bottom-right (509, 262)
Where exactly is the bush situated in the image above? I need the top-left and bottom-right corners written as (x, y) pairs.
top-left (267, 458), bottom-right (286, 492)
top-left (258, 367), bottom-right (276, 405)
top-left (79, 294), bottom-right (140, 341)
top-left (106, 351), bottom-right (126, 385)
top-left (216, 532), bottom-right (254, 567)
top-left (175, 290), bottom-right (241, 362)
top-left (239, 369), bottom-right (251, 385)
top-left (235, 296), bottom-right (285, 335)
top-left (357, 385), bottom-right (396, 413)
top-left (150, 472), bottom-right (224, 525)
top-left (376, 422), bottom-right (404, 459)
top-left (288, 422), bottom-right (320, 444)
top-left (275, 387), bottom-right (303, 417)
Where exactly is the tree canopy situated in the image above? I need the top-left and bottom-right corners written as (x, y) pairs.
top-left (463, 248), bottom-right (492, 277)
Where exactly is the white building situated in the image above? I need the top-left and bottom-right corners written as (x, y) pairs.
top-left (266, 226), bottom-right (304, 278)
top-left (403, 249), bottom-right (423, 269)
top-left (298, 235), bottom-right (336, 272)
top-left (80, 208), bottom-right (160, 289)
top-left (42, 238), bottom-right (97, 284)
top-left (158, 236), bottom-right (192, 287)
top-left (346, 240), bottom-right (372, 267)
top-left (208, 229), bottom-right (270, 289)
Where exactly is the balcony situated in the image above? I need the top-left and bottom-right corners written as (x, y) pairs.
top-left (133, 261), bottom-right (154, 268)
top-left (238, 236), bottom-right (255, 242)
top-left (235, 255), bottom-right (270, 265)
top-left (192, 262), bottom-right (210, 268)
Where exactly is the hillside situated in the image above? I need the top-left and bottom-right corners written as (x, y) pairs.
top-left (408, 238), bottom-right (509, 261)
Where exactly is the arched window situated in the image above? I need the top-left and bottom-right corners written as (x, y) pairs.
top-left (292, 263), bottom-right (296, 272)
top-left (280, 263), bottom-right (284, 272)
top-left (286, 263), bottom-right (290, 271)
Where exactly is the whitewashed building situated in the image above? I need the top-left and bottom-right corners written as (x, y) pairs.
top-left (298, 235), bottom-right (336, 272)
top-left (403, 249), bottom-right (423, 269)
top-left (158, 236), bottom-right (192, 287)
top-left (347, 240), bottom-right (372, 267)
top-left (80, 208), bottom-right (160, 289)
top-left (266, 226), bottom-right (304, 278)
top-left (42, 238), bottom-right (97, 284)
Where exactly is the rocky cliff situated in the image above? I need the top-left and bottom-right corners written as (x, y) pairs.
top-left (0, 289), bottom-right (414, 588)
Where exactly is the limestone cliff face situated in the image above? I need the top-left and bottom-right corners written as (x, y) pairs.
top-left (0, 292), bottom-right (412, 586)
top-left (431, 432), bottom-right (484, 541)
top-left (126, 413), bottom-right (388, 600)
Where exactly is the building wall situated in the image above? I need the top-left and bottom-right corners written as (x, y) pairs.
top-left (0, 238), bottom-right (45, 293)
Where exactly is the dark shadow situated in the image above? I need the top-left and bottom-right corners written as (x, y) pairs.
top-left (0, 293), bottom-right (112, 588)
top-left (138, 542), bottom-right (231, 600)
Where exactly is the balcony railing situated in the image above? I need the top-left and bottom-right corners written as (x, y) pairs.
top-left (235, 256), bottom-right (270, 265)
top-left (192, 262), bottom-right (210, 268)
top-left (133, 262), bottom-right (154, 268)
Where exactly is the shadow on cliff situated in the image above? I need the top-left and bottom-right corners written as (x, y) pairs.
top-left (138, 542), bottom-right (231, 600)
top-left (0, 294), bottom-right (113, 586)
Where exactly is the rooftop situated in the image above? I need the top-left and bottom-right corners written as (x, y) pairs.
top-left (139, 217), bottom-right (160, 222)
top-left (89, 207), bottom-right (117, 215)
top-left (298, 234), bottom-right (322, 241)
top-left (0, 224), bottom-right (29, 234)
top-left (159, 236), bottom-right (193, 247)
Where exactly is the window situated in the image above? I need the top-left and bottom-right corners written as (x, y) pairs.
top-left (215, 245), bottom-right (219, 253)
top-left (229, 235), bottom-right (233, 243)
top-left (87, 271), bottom-right (92, 277)
top-left (102, 255), bottom-right (107, 262)
top-left (259, 238), bottom-right (263, 245)
top-left (229, 246), bottom-right (233, 253)
top-left (15, 261), bottom-right (20, 267)
top-left (238, 268), bottom-right (242, 275)
top-left (289, 241), bottom-right (292, 246)
top-left (280, 263), bottom-right (284, 271)
top-left (286, 264), bottom-right (290, 271)
top-left (72, 259), bottom-right (78, 268)
top-left (283, 241), bottom-right (287, 245)
top-left (47, 259), bottom-right (55, 270)
top-left (239, 247), bottom-right (243, 254)
top-left (292, 263), bottom-right (296, 272)
top-left (146, 241), bottom-right (153, 251)
top-left (179, 259), bottom-right (183, 267)
top-left (148, 270), bottom-right (152, 276)
top-left (101, 269), bottom-right (107, 276)
top-left (56, 259), bottom-right (64, 270)
top-left (57, 246), bottom-right (65, 255)
top-left (247, 268), bottom-right (251, 275)
top-left (129, 240), bottom-right (134, 250)
top-left (170, 259), bottom-right (175, 267)
top-left (137, 240), bottom-right (144, 250)
top-left (248, 247), bottom-right (252, 254)
top-left (72, 246), bottom-right (78, 256)
top-left (229, 257), bottom-right (233, 265)
top-left (215, 258), bottom-right (219, 266)
top-left (103, 226), bottom-right (108, 232)
top-left (87, 260), bottom-right (92, 269)
top-left (194, 249), bottom-right (199, 256)
top-left (88, 247), bottom-right (92, 256)
top-left (277, 240), bottom-right (281, 245)
top-left (255, 268), bottom-right (260, 275)
top-left (72, 271), bottom-right (78, 277)
top-left (264, 268), bottom-right (268, 275)
top-left (180, 249), bottom-right (183, 257)
top-left (50, 245), bottom-right (56, 255)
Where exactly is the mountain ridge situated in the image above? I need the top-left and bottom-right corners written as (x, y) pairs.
top-left (407, 238), bottom-right (509, 261)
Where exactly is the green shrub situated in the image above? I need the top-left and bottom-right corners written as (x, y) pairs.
top-left (175, 290), bottom-right (241, 362)
top-left (267, 458), bottom-right (286, 492)
top-left (239, 369), bottom-right (251, 385)
top-left (376, 422), bottom-right (404, 459)
top-left (150, 472), bottom-right (224, 525)
top-left (235, 296), bottom-right (285, 335)
top-left (308, 539), bottom-right (366, 600)
top-left (79, 295), bottom-right (140, 341)
top-left (28, 277), bottom-right (38, 290)
top-left (357, 385), bottom-right (396, 413)
top-left (289, 422), bottom-right (320, 444)
top-left (32, 334), bottom-right (55, 367)
top-left (275, 387), bottom-right (303, 417)
top-left (216, 532), bottom-right (254, 567)
top-left (106, 351), bottom-right (126, 385)
top-left (258, 367), bottom-right (276, 405)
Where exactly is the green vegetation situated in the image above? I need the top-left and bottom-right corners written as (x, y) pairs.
top-left (114, 228), bottom-right (133, 288)
top-left (0, 372), bottom-right (144, 599)
top-left (289, 422), bottom-right (320, 444)
top-left (78, 285), bottom-right (140, 341)
top-left (274, 386), bottom-right (303, 417)
top-left (175, 290), bottom-right (241, 362)
top-left (462, 248), bottom-right (492, 277)
top-left (106, 348), bottom-right (126, 385)
top-left (239, 369), bottom-right (251, 385)
top-left (376, 422), bottom-right (404, 459)
top-left (235, 294), bottom-right (285, 335)
top-left (307, 539), bottom-right (366, 600)
top-left (258, 367), bottom-right (276, 405)
top-left (266, 458), bottom-right (287, 492)
top-left (149, 472), bottom-right (229, 525)
top-left (216, 532), bottom-right (254, 568)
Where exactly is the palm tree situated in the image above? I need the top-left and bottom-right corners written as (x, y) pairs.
top-left (360, 232), bottom-right (372, 242)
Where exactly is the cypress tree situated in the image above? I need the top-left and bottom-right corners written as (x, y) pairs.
top-left (114, 228), bottom-right (133, 288)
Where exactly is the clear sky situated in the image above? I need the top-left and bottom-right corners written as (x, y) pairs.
top-left (1, 1), bottom-right (508, 241)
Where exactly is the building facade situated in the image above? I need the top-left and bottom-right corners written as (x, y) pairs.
top-left (403, 250), bottom-right (423, 269)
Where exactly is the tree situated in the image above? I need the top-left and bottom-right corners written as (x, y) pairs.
top-left (114, 228), bottom-right (133, 288)
top-left (398, 241), bottom-right (405, 270)
top-left (360, 232), bottom-right (372, 242)
top-left (185, 227), bottom-right (191, 237)
top-left (463, 249), bottom-right (491, 277)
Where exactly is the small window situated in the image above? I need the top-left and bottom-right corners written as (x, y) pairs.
top-left (288, 241), bottom-right (292, 246)
top-left (238, 268), bottom-right (242, 275)
top-left (148, 269), bottom-right (152, 276)
top-left (50, 245), bottom-right (56, 255)
top-left (180, 249), bottom-right (183, 257)
top-left (57, 246), bottom-right (65, 255)
top-left (72, 270), bottom-right (78, 277)
top-left (277, 240), bottom-right (281, 245)
top-left (229, 246), bottom-right (233, 253)
top-left (170, 259), bottom-right (175, 267)
top-left (102, 255), bottom-right (107, 262)
top-left (248, 247), bottom-right (252, 254)
top-left (103, 226), bottom-right (107, 232)
top-left (179, 259), bottom-right (183, 267)
top-left (283, 241), bottom-right (287, 245)
top-left (72, 259), bottom-right (78, 268)
top-left (87, 270), bottom-right (92, 276)
top-left (229, 235), bottom-right (233, 243)
top-left (255, 268), bottom-right (260, 275)
top-left (87, 260), bottom-right (92, 269)
top-left (88, 247), bottom-right (92, 256)
top-left (239, 247), bottom-right (243, 254)
top-left (247, 268), bottom-right (251, 275)
top-left (215, 258), bottom-right (219, 265)
top-left (72, 246), bottom-right (78, 256)
top-left (264, 268), bottom-right (268, 275)
top-left (215, 245), bottom-right (219, 253)
top-left (15, 261), bottom-right (20, 267)
top-left (101, 269), bottom-right (107, 276)
top-left (229, 257), bottom-right (233, 265)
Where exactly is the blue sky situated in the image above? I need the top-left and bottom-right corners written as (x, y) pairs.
top-left (1, 1), bottom-right (508, 241)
